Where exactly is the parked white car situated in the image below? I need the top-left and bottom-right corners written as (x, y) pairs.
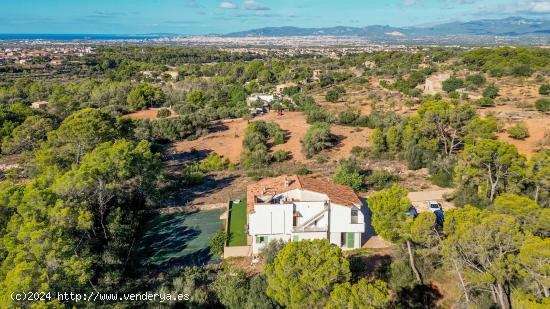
top-left (428, 200), bottom-right (442, 212)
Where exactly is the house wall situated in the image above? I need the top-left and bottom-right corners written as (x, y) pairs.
top-left (249, 204), bottom-right (293, 235)
top-left (330, 203), bottom-right (365, 233)
top-left (248, 189), bottom-right (365, 253)
top-left (251, 233), bottom-right (291, 253)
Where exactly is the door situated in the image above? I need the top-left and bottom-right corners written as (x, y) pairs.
top-left (347, 232), bottom-right (355, 249)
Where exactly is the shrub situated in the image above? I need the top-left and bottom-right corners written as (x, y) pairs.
top-left (209, 230), bottom-right (227, 257)
top-left (511, 64), bottom-right (533, 77)
top-left (442, 77), bottom-right (464, 93)
top-left (272, 131), bottom-right (285, 145)
top-left (507, 123), bottom-right (530, 140)
top-left (181, 162), bottom-right (204, 186)
top-left (156, 108), bottom-right (171, 118)
top-left (242, 144), bottom-right (271, 169)
top-left (325, 86), bottom-right (346, 102)
top-left (260, 239), bottom-right (287, 264)
top-left (199, 153), bottom-right (233, 171)
top-left (302, 122), bottom-right (335, 158)
top-left (465, 74), bottom-right (486, 87)
top-left (535, 98), bottom-right (550, 112)
top-left (365, 170), bottom-right (400, 190)
top-left (482, 84), bottom-right (499, 99)
top-left (350, 146), bottom-right (368, 159)
top-left (333, 159), bottom-right (364, 191)
top-left (338, 109), bottom-right (360, 125)
top-left (475, 97), bottom-right (495, 107)
top-left (539, 84), bottom-right (550, 95)
top-left (294, 165), bottom-right (312, 175)
top-left (305, 107), bottom-right (333, 123)
top-left (272, 150), bottom-right (291, 162)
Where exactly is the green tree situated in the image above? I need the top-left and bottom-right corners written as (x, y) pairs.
top-left (369, 128), bottom-right (386, 157)
top-left (442, 77), bottom-right (465, 93)
top-left (333, 159), bottom-right (363, 191)
top-left (367, 184), bottom-right (411, 242)
top-left (213, 268), bottom-right (249, 309)
top-left (527, 150), bottom-right (550, 206)
top-left (517, 237), bottom-right (549, 300)
top-left (127, 84), bottom-right (165, 110)
top-left (246, 275), bottom-right (277, 309)
top-left (507, 123), bottom-right (530, 140)
top-left (37, 108), bottom-right (118, 167)
top-left (326, 279), bottom-right (391, 309)
top-left (265, 239), bottom-right (351, 309)
top-left (302, 122), bottom-right (335, 158)
top-left (483, 84), bottom-right (500, 99)
top-left (539, 84), bottom-right (550, 95)
top-left (416, 100), bottom-right (477, 155)
top-left (493, 194), bottom-right (545, 236)
top-left (443, 207), bottom-right (525, 309)
top-left (534, 98), bottom-right (550, 113)
top-left (209, 230), bottom-right (227, 257)
top-left (455, 139), bottom-right (526, 201)
top-left (1, 115), bottom-right (53, 154)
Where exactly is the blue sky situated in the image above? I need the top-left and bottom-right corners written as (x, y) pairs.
top-left (1, 0), bottom-right (550, 34)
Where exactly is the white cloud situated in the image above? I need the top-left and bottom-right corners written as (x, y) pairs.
top-left (243, 0), bottom-right (270, 11)
top-left (218, 1), bottom-right (237, 9)
top-left (526, 0), bottom-right (550, 13)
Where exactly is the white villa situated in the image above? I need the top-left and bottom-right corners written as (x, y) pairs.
top-left (247, 175), bottom-right (365, 254)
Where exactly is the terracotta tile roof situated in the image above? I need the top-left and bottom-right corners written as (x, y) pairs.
top-left (247, 175), bottom-right (361, 214)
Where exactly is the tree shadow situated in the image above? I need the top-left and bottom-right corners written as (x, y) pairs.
top-left (349, 253), bottom-right (392, 282)
top-left (208, 122), bottom-right (229, 133)
top-left (161, 174), bottom-right (238, 207)
top-left (395, 284), bottom-right (443, 309)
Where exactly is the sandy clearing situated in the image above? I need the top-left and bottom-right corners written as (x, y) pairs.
top-left (122, 108), bottom-right (178, 120)
top-left (170, 111), bottom-right (373, 164)
top-left (497, 117), bottom-right (550, 158)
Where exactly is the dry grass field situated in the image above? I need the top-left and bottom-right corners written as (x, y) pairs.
top-left (170, 111), bottom-right (373, 164)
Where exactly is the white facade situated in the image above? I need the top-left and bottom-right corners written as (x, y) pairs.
top-left (248, 188), bottom-right (364, 253)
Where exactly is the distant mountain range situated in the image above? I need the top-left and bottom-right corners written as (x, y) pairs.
top-left (225, 17), bottom-right (550, 38)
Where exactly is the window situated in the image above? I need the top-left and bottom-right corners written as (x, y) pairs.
top-left (292, 235), bottom-right (299, 242)
top-left (351, 209), bottom-right (359, 224)
top-left (256, 236), bottom-right (267, 244)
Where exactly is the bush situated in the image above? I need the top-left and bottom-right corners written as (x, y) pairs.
top-left (442, 77), bottom-right (464, 93)
top-left (302, 122), bottom-right (335, 158)
top-left (465, 74), bottom-right (486, 87)
top-left (535, 98), bottom-right (550, 112)
top-left (507, 123), bottom-right (530, 140)
top-left (325, 86), bottom-right (346, 102)
top-left (209, 230), bottom-right (227, 257)
top-left (482, 84), bottom-right (499, 99)
top-left (333, 159), bottom-right (364, 191)
top-left (199, 153), bottom-right (233, 171)
top-left (338, 109), bottom-right (360, 125)
top-left (242, 144), bottom-right (271, 169)
top-left (294, 165), bottom-right (312, 175)
top-left (511, 64), bottom-right (533, 77)
top-left (350, 146), bottom-right (368, 159)
top-left (260, 239), bottom-right (287, 264)
top-left (365, 170), bottom-right (400, 190)
top-left (305, 107), bottom-right (333, 124)
top-left (475, 97), bottom-right (495, 107)
top-left (539, 84), bottom-right (550, 95)
top-left (272, 131), bottom-right (285, 145)
top-left (156, 108), bottom-right (171, 118)
top-left (181, 162), bottom-right (204, 186)
top-left (272, 150), bottom-right (291, 162)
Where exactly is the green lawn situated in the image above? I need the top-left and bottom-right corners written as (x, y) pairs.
top-left (227, 199), bottom-right (247, 246)
top-left (132, 209), bottom-right (223, 268)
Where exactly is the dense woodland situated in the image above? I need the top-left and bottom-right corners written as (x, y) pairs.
top-left (0, 46), bottom-right (549, 308)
